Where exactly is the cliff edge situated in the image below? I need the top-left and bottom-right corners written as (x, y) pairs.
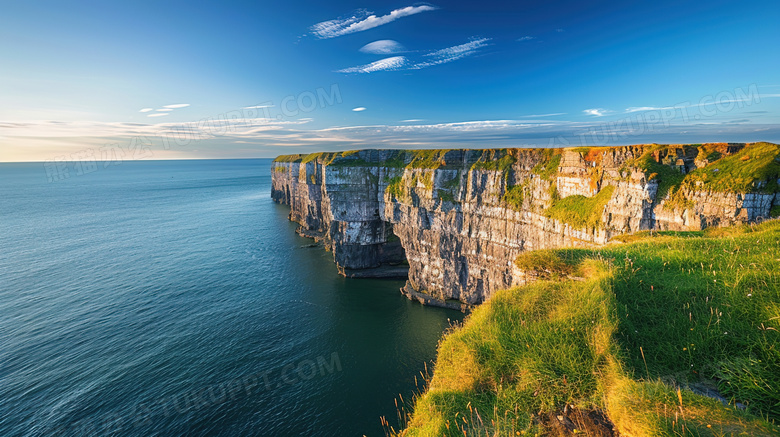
top-left (271, 143), bottom-right (780, 308)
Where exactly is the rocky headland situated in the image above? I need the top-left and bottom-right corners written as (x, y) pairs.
top-left (271, 143), bottom-right (780, 310)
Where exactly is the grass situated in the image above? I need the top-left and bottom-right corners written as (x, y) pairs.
top-left (438, 190), bottom-right (456, 203)
top-left (386, 176), bottom-right (405, 200)
top-left (502, 183), bottom-right (526, 211)
top-left (621, 143), bottom-right (780, 206)
top-left (395, 220), bottom-right (780, 436)
top-left (532, 151), bottom-right (562, 181)
top-left (683, 142), bottom-right (780, 193)
top-left (471, 149), bottom-right (516, 172)
top-left (545, 185), bottom-right (616, 230)
top-left (272, 154), bottom-right (305, 163)
top-left (407, 149), bottom-right (453, 170)
top-left (625, 145), bottom-right (687, 200)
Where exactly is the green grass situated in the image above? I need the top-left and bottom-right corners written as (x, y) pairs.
top-left (771, 205), bottom-right (780, 218)
top-left (622, 143), bottom-right (780, 206)
top-left (502, 183), bottom-right (526, 211)
top-left (545, 185), bottom-right (616, 230)
top-left (683, 142), bottom-right (780, 193)
top-left (272, 154), bottom-right (305, 163)
top-left (406, 149), bottom-right (453, 169)
top-left (397, 220), bottom-right (780, 436)
top-left (625, 145), bottom-right (687, 200)
top-left (471, 150), bottom-right (516, 172)
top-left (386, 176), bottom-right (405, 200)
top-left (437, 189), bottom-right (455, 202)
top-left (532, 151), bottom-right (562, 180)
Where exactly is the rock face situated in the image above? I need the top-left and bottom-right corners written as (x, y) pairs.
top-left (271, 144), bottom-right (780, 308)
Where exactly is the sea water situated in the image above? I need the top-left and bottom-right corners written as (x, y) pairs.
top-left (0, 159), bottom-right (462, 436)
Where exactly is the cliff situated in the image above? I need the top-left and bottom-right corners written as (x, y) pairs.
top-left (271, 143), bottom-right (780, 308)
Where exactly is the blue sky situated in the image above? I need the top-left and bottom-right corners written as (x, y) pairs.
top-left (1, 0), bottom-right (779, 161)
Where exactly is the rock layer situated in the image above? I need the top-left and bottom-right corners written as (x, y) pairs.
top-left (271, 144), bottom-right (780, 308)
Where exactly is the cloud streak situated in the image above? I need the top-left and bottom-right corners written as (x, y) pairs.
top-left (584, 108), bottom-right (610, 117)
top-left (338, 38), bottom-right (490, 73)
top-left (411, 38), bottom-right (490, 69)
top-left (337, 56), bottom-right (407, 73)
top-left (311, 5), bottom-right (437, 39)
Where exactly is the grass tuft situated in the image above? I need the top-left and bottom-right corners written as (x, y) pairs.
top-left (545, 185), bottom-right (616, 230)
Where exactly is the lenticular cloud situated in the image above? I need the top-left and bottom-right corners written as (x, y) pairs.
top-left (359, 40), bottom-right (407, 55)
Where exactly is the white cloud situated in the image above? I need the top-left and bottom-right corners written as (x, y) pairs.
top-left (148, 113), bottom-right (169, 117)
top-left (411, 38), bottom-right (490, 69)
top-left (583, 108), bottom-right (610, 117)
top-left (517, 36), bottom-right (536, 42)
top-left (310, 5), bottom-right (437, 39)
top-left (401, 119), bottom-right (424, 122)
top-left (359, 40), bottom-right (407, 54)
top-left (156, 108), bottom-right (174, 112)
top-left (352, 107), bottom-right (367, 112)
top-left (625, 106), bottom-right (668, 113)
top-left (4, 113), bottom-right (779, 161)
top-left (164, 104), bottom-right (190, 109)
top-left (243, 104), bottom-right (275, 109)
top-left (338, 38), bottom-right (490, 73)
top-left (337, 56), bottom-right (407, 73)
top-left (139, 108), bottom-right (154, 113)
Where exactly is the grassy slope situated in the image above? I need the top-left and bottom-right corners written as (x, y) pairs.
top-left (398, 221), bottom-right (780, 436)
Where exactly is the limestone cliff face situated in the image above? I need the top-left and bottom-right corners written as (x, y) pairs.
top-left (271, 143), bottom-right (780, 308)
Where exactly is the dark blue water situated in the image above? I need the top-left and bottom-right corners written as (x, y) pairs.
top-left (0, 160), bottom-right (461, 436)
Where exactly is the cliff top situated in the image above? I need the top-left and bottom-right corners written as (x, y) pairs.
top-left (274, 142), bottom-right (780, 195)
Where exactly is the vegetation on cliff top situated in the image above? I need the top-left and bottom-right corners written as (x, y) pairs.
top-left (545, 185), bottom-right (616, 230)
top-left (393, 220), bottom-right (780, 436)
top-left (683, 142), bottom-right (780, 193)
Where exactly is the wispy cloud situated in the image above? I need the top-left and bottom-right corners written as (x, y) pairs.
top-left (139, 108), bottom-right (154, 113)
top-left (338, 38), bottom-right (490, 73)
top-left (412, 38), bottom-right (491, 69)
top-left (517, 36), bottom-right (536, 42)
top-left (4, 113), bottom-right (779, 161)
top-left (243, 104), bottom-right (274, 109)
top-left (156, 109), bottom-right (173, 112)
top-left (401, 119), bottom-right (425, 122)
top-left (147, 113), bottom-right (169, 117)
top-left (337, 56), bottom-right (407, 73)
top-left (625, 106), bottom-right (668, 113)
top-left (310, 5), bottom-right (437, 39)
top-left (352, 107), bottom-right (367, 112)
top-left (584, 108), bottom-right (611, 117)
top-left (164, 104), bottom-right (190, 109)
top-left (359, 40), bottom-right (407, 54)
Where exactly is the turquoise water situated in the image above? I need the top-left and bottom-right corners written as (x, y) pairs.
top-left (0, 160), bottom-right (462, 436)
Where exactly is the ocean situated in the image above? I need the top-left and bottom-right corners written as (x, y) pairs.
top-left (0, 159), bottom-right (462, 436)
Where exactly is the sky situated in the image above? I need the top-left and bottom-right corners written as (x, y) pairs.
top-left (1, 0), bottom-right (779, 162)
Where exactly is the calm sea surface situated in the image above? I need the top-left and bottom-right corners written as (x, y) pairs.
top-left (0, 159), bottom-right (462, 436)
